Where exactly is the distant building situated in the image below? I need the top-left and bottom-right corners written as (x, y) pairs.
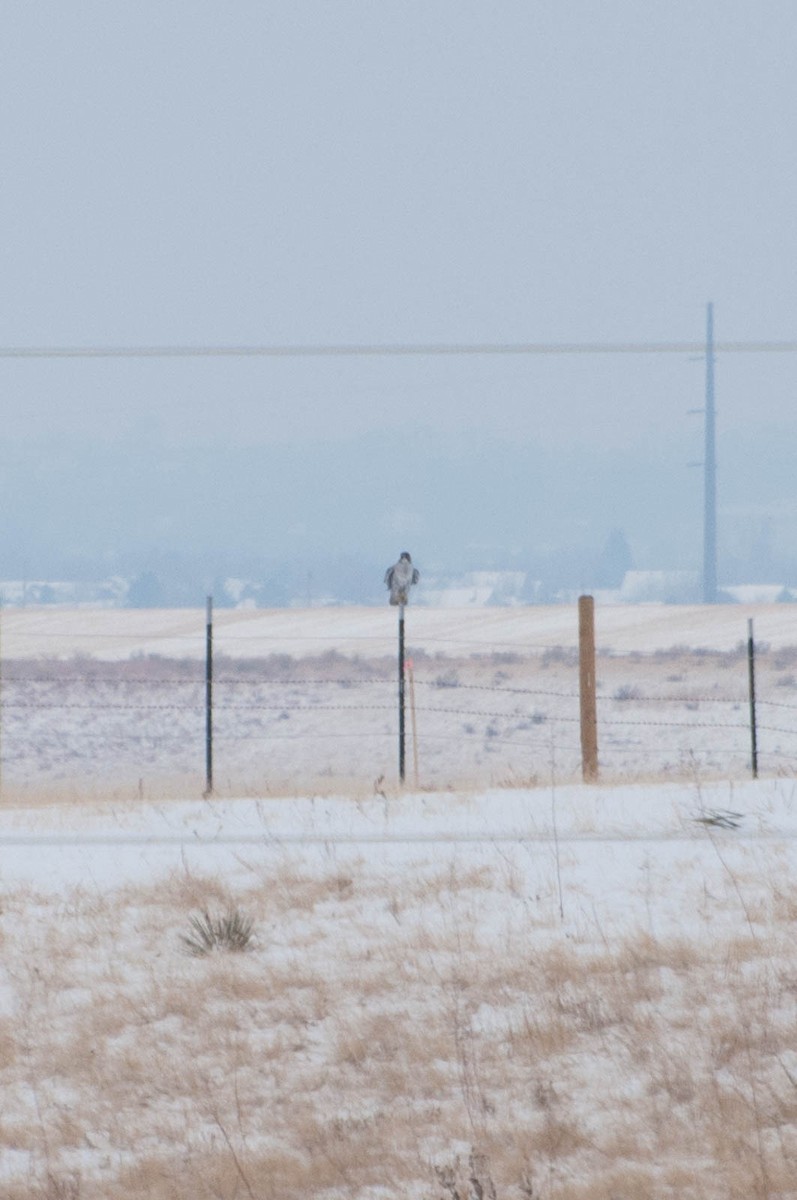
top-left (587, 571), bottom-right (701, 605)
top-left (0, 578), bottom-right (128, 607)
top-left (419, 571), bottom-right (527, 607)
top-left (722, 584), bottom-right (791, 604)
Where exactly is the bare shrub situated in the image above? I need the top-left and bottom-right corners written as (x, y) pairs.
top-left (541, 646), bottom-right (577, 668)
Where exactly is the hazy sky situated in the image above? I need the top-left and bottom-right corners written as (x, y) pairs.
top-left (2, 2), bottom-right (797, 576)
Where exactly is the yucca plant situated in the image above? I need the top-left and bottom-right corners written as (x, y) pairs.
top-left (180, 907), bottom-right (255, 956)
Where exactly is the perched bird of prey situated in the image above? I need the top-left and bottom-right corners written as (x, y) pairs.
top-left (384, 552), bottom-right (420, 606)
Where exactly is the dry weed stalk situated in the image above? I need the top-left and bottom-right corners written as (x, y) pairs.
top-left (39, 1175), bottom-right (81, 1200)
top-left (434, 1150), bottom-right (499, 1200)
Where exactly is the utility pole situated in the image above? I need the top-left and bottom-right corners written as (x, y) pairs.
top-left (703, 302), bottom-right (718, 603)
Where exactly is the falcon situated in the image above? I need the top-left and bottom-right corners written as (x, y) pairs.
top-left (384, 552), bottom-right (420, 606)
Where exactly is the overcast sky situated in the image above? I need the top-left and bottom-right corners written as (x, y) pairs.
top-left (1, 2), bottom-right (796, 577)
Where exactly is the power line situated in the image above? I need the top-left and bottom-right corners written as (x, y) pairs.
top-left (1, 340), bottom-right (797, 360)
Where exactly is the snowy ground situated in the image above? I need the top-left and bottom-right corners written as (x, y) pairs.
top-left (2, 607), bottom-right (797, 1197)
top-left (3, 601), bottom-right (797, 661)
top-left (2, 778), bottom-right (797, 1198)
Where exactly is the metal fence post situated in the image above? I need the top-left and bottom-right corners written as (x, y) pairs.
top-left (747, 617), bottom-right (758, 779)
top-left (205, 595), bottom-right (213, 796)
top-left (398, 603), bottom-right (406, 783)
top-left (0, 598), bottom-right (3, 801)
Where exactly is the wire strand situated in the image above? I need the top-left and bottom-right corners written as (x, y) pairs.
top-left (2, 340), bottom-right (797, 359)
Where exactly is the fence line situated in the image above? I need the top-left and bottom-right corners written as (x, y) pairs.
top-left (0, 607), bottom-right (796, 793)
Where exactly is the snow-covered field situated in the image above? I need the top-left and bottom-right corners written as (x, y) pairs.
top-left (3, 601), bottom-right (797, 660)
top-left (2, 606), bottom-right (797, 1198)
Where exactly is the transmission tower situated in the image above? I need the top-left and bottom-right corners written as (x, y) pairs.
top-left (703, 302), bottom-right (718, 603)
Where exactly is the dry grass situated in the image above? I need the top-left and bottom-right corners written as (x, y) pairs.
top-left (2, 834), bottom-right (797, 1200)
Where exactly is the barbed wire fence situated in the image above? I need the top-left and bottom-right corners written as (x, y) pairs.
top-left (0, 603), bottom-right (796, 797)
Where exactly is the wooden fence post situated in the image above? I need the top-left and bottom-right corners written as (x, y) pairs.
top-left (578, 595), bottom-right (598, 782)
